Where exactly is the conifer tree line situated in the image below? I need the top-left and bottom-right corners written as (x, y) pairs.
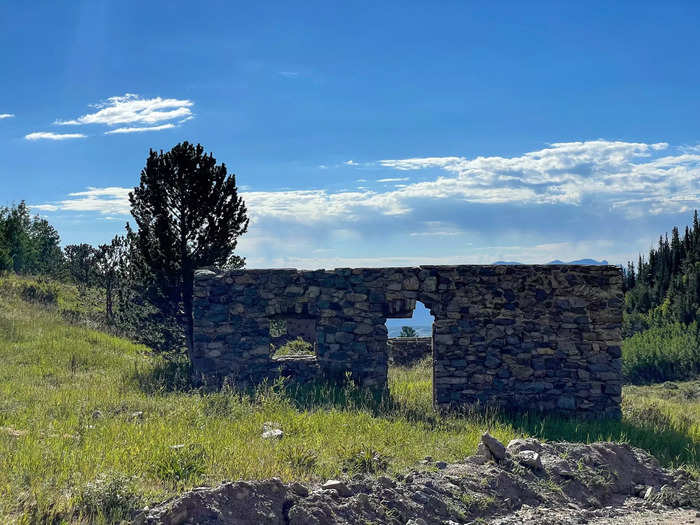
top-left (623, 210), bottom-right (700, 330)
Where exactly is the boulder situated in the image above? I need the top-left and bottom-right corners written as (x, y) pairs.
top-left (322, 479), bottom-right (353, 497)
top-left (481, 432), bottom-right (506, 461)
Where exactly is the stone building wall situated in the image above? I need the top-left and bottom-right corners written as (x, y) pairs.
top-left (193, 265), bottom-right (623, 417)
top-left (388, 337), bottom-right (433, 366)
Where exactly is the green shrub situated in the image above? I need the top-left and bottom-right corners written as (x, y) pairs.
top-left (272, 337), bottom-right (315, 358)
top-left (150, 443), bottom-right (208, 485)
top-left (622, 321), bottom-right (700, 383)
top-left (20, 279), bottom-right (59, 305)
top-left (74, 472), bottom-right (142, 522)
top-left (341, 446), bottom-right (390, 474)
top-left (281, 445), bottom-right (318, 474)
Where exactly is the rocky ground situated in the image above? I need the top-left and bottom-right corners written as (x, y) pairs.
top-left (135, 434), bottom-right (699, 525)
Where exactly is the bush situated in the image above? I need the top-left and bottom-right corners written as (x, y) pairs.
top-left (20, 279), bottom-right (59, 305)
top-left (150, 443), bottom-right (208, 485)
top-left (74, 472), bottom-right (141, 522)
top-left (271, 337), bottom-right (314, 358)
top-left (622, 321), bottom-right (700, 383)
top-left (341, 445), bottom-right (390, 474)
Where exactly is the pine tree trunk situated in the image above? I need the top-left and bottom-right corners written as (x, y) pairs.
top-left (106, 284), bottom-right (113, 323)
top-left (183, 260), bottom-right (194, 362)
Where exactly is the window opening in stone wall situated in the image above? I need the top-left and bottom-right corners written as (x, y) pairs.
top-left (386, 301), bottom-right (435, 398)
top-left (269, 316), bottom-right (317, 359)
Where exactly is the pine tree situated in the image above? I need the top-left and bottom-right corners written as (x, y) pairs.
top-left (128, 142), bottom-right (249, 359)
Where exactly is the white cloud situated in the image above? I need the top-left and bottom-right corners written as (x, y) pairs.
top-left (0, 113), bottom-right (14, 119)
top-left (31, 140), bottom-right (700, 269)
top-left (344, 160), bottom-right (358, 166)
top-left (377, 177), bottom-right (409, 183)
top-left (105, 123), bottom-right (175, 134)
top-left (33, 140), bottom-right (700, 222)
top-left (32, 187), bottom-right (131, 215)
top-left (25, 131), bottom-right (86, 141)
top-left (55, 93), bottom-right (193, 127)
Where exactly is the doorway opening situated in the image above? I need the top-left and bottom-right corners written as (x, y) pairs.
top-left (385, 300), bottom-right (434, 403)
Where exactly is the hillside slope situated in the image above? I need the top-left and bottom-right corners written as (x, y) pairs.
top-left (0, 277), bottom-right (697, 522)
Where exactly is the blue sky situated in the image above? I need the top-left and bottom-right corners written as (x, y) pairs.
top-left (2, 1), bottom-right (700, 268)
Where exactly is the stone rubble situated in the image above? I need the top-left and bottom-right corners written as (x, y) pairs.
top-left (135, 434), bottom-right (699, 525)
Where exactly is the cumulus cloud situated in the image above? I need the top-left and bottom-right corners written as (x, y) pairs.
top-left (25, 131), bottom-right (86, 141)
top-left (0, 113), bottom-right (14, 119)
top-left (55, 93), bottom-right (193, 127)
top-left (33, 140), bottom-right (700, 221)
top-left (31, 140), bottom-right (700, 267)
top-left (105, 123), bottom-right (175, 134)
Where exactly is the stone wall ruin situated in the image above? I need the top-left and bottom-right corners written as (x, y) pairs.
top-left (193, 265), bottom-right (623, 417)
top-left (388, 337), bottom-right (433, 366)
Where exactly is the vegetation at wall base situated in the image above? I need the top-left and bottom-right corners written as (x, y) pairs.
top-left (0, 279), bottom-right (697, 523)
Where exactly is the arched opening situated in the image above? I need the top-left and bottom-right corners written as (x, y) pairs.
top-left (385, 301), bottom-right (435, 404)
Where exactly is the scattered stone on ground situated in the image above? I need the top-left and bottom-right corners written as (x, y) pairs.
top-left (261, 421), bottom-right (284, 440)
top-left (135, 434), bottom-right (700, 525)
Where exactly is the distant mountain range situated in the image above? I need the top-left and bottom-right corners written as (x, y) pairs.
top-left (492, 259), bottom-right (609, 265)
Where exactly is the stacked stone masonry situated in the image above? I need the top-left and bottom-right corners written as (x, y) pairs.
top-left (388, 337), bottom-right (433, 366)
top-left (193, 265), bottom-right (623, 417)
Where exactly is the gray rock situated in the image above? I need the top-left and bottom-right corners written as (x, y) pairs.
top-left (322, 479), bottom-right (353, 497)
top-left (515, 450), bottom-right (542, 470)
top-left (481, 432), bottom-right (506, 461)
top-left (377, 475), bottom-right (395, 489)
top-left (435, 461), bottom-right (448, 469)
top-left (475, 441), bottom-right (494, 462)
top-left (507, 438), bottom-right (543, 455)
top-left (290, 482), bottom-right (309, 497)
top-left (262, 429), bottom-right (284, 440)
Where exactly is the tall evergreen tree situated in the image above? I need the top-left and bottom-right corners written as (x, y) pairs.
top-left (128, 142), bottom-right (249, 359)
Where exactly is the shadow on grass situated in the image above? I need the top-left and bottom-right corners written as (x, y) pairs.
top-left (500, 409), bottom-right (700, 469)
top-left (123, 361), bottom-right (699, 469)
top-left (283, 378), bottom-right (699, 468)
top-left (124, 355), bottom-right (194, 394)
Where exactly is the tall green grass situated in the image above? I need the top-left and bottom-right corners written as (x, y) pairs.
top-left (0, 279), bottom-right (698, 522)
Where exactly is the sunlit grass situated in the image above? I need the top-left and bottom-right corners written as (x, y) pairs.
top-left (0, 278), bottom-right (698, 522)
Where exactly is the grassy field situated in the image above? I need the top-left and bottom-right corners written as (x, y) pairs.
top-left (0, 277), bottom-right (698, 523)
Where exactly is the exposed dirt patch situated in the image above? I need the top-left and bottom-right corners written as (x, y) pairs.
top-left (135, 434), bottom-right (699, 524)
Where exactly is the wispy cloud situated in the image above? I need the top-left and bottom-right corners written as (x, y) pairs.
top-left (34, 140), bottom-right (700, 220)
top-left (279, 71), bottom-right (300, 78)
top-left (377, 177), bottom-right (409, 183)
top-left (105, 123), bottom-right (175, 135)
top-left (32, 187), bottom-right (131, 214)
top-left (25, 131), bottom-right (87, 141)
top-left (31, 140), bottom-right (700, 268)
top-left (344, 160), bottom-right (358, 166)
top-left (0, 113), bottom-right (14, 119)
top-left (55, 93), bottom-right (193, 127)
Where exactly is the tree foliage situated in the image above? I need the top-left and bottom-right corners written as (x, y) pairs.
top-left (0, 201), bottom-right (63, 275)
top-left (624, 210), bottom-right (700, 327)
top-left (64, 243), bottom-right (99, 289)
top-left (399, 326), bottom-right (418, 337)
top-left (127, 142), bottom-right (249, 358)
